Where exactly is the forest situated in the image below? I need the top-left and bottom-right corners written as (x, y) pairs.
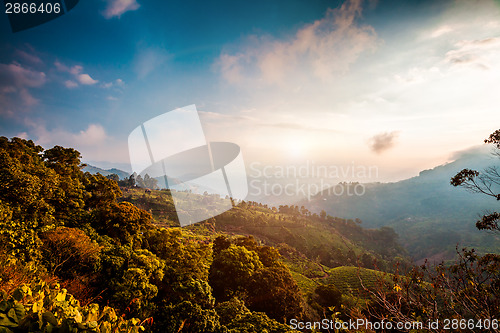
top-left (0, 134), bottom-right (499, 333)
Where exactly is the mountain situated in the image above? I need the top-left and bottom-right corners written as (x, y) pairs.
top-left (82, 164), bottom-right (130, 180)
top-left (303, 146), bottom-right (500, 262)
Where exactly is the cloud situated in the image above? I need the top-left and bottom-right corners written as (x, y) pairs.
top-left (369, 131), bottom-right (399, 154)
top-left (445, 37), bottom-right (500, 70)
top-left (0, 62), bottom-right (46, 115)
top-left (101, 78), bottom-right (125, 89)
top-left (216, 0), bottom-right (377, 84)
top-left (64, 80), bottom-right (78, 88)
top-left (23, 120), bottom-right (129, 163)
top-left (55, 61), bottom-right (99, 87)
top-left (103, 0), bottom-right (140, 19)
top-left (134, 47), bottom-right (169, 79)
top-left (70, 65), bottom-right (83, 75)
top-left (15, 49), bottom-right (43, 65)
top-left (77, 74), bottom-right (98, 85)
top-left (28, 120), bottom-right (129, 164)
top-left (25, 120), bottom-right (108, 147)
top-left (430, 25), bottom-right (453, 38)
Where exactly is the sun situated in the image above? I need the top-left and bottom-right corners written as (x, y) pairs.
top-left (285, 138), bottom-right (305, 158)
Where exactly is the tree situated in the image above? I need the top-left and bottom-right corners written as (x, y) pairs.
top-left (451, 129), bottom-right (500, 232)
top-left (39, 226), bottom-right (101, 277)
top-left (209, 245), bottom-right (263, 301)
top-left (246, 266), bottom-right (306, 322)
top-left (91, 202), bottom-right (152, 243)
top-left (311, 283), bottom-right (342, 314)
top-left (106, 173), bottom-right (119, 182)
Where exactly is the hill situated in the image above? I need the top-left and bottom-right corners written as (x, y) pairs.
top-left (120, 187), bottom-right (410, 272)
top-left (82, 164), bottom-right (130, 180)
top-left (304, 146), bottom-right (500, 262)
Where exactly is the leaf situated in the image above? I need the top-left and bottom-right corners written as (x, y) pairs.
top-left (6, 309), bottom-right (18, 323)
top-left (73, 309), bottom-right (82, 324)
top-left (56, 290), bottom-right (67, 302)
top-left (99, 321), bottom-right (112, 333)
top-left (12, 303), bottom-right (25, 324)
top-left (0, 313), bottom-right (17, 328)
top-left (0, 327), bottom-right (14, 333)
top-left (0, 301), bottom-right (8, 312)
top-left (42, 311), bottom-right (58, 326)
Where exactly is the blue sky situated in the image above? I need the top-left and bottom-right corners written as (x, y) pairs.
top-left (1, 0), bottom-right (500, 182)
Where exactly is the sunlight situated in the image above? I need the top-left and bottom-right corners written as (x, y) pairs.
top-left (285, 138), bottom-right (305, 158)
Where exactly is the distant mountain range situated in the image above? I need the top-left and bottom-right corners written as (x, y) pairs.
top-left (303, 146), bottom-right (500, 262)
top-left (82, 164), bottom-right (130, 180)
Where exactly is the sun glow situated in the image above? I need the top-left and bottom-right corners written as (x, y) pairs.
top-left (285, 138), bottom-right (305, 158)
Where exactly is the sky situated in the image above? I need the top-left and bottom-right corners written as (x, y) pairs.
top-left (1, 0), bottom-right (500, 184)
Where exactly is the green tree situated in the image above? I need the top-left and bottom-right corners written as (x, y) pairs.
top-left (209, 245), bottom-right (263, 301)
top-left (91, 202), bottom-right (151, 243)
top-left (246, 266), bottom-right (306, 322)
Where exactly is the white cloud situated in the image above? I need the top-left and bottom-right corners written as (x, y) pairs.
top-left (55, 61), bottom-right (100, 87)
top-left (77, 73), bottom-right (98, 85)
top-left (445, 37), bottom-right (500, 70)
top-left (103, 0), bottom-right (140, 19)
top-left (430, 25), bottom-right (453, 38)
top-left (101, 78), bottom-right (125, 89)
top-left (0, 62), bottom-right (46, 114)
top-left (70, 65), bottom-right (83, 75)
top-left (64, 80), bottom-right (78, 88)
top-left (23, 120), bottom-right (129, 163)
top-left (216, 0), bottom-right (377, 85)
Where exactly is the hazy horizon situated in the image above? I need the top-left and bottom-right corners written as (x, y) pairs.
top-left (2, 0), bottom-right (500, 183)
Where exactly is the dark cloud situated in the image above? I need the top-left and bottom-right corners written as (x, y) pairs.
top-left (369, 131), bottom-right (399, 154)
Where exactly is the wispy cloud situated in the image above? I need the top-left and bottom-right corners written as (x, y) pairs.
top-left (134, 47), bottom-right (169, 79)
top-left (15, 49), bottom-right (43, 65)
top-left (103, 0), bottom-right (140, 19)
top-left (55, 61), bottom-right (99, 87)
top-left (369, 131), bottom-right (399, 154)
top-left (64, 80), bottom-right (78, 88)
top-left (0, 62), bottom-right (46, 115)
top-left (24, 120), bottom-right (129, 163)
top-left (445, 37), bottom-right (500, 70)
top-left (216, 0), bottom-right (377, 85)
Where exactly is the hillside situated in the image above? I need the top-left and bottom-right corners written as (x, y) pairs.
top-left (1, 137), bottom-right (498, 332)
top-left (120, 187), bottom-right (410, 272)
top-left (304, 147), bottom-right (500, 262)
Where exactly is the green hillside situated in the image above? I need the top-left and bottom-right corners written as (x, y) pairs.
top-left (120, 187), bottom-right (410, 272)
top-left (1, 137), bottom-right (498, 333)
top-left (304, 147), bottom-right (500, 262)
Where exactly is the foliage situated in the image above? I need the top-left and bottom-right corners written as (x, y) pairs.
top-left (39, 227), bottom-right (101, 278)
top-left (91, 202), bottom-right (151, 244)
top-left (0, 282), bottom-right (148, 333)
top-left (209, 244), bottom-right (263, 301)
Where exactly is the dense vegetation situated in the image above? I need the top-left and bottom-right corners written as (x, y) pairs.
top-left (0, 134), bottom-right (499, 332)
top-left (0, 136), bottom-right (407, 332)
